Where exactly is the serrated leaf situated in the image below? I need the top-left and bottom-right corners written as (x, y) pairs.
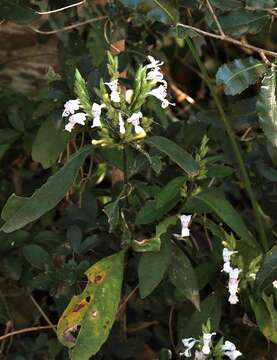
top-left (32, 120), bottom-right (69, 169)
top-left (193, 189), bottom-right (255, 247)
top-left (255, 245), bottom-right (277, 292)
top-left (57, 251), bottom-right (124, 359)
top-left (257, 67), bottom-right (277, 148)
top-left (216, 57), bottom-right (266, 96)
top-left (1, 146), bottom-right (92, 233)
top-left (138, 238), bottom-right (172, 298)
top-left (74, 69), bottom-right (92, 115)
top-left (144, 136), bottom-right (199, 176)
top-left (168, 244), bottom-right (199, 309)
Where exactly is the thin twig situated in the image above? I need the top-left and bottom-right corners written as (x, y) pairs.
top-left (0, 325), bottom-right (54, 342)
top-left (36, 0), bottom-right (86, 15)
top-left (29, 294), bottom-right (57, 334)
top-left (169, 305), bottom-right (176, 354)
top-left (205, 0), bottom-right (225, 36)
top-left (29, 16), bottom-right (107, 35)
top-left (177, 23), bottom-right (277, 59)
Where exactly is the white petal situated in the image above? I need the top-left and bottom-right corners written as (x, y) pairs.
top-left (119, 113), bottom-right (125, 134)
top-left (91, 116), bottom-right (102, 128)
top-left (222, 341), bottom-right (236, 352)
top-left (65, 122), bottom-right (75, 132)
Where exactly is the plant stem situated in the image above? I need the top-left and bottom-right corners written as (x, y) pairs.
top-left (185, 37), bottom-right (268, 252)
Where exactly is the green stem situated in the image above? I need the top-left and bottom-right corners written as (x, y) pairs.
top-left (185, 36), bottom-right (268, 252)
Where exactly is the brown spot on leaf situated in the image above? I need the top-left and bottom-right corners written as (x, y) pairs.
top-left (92, 271), bottom-right (105, 284)
top-left (103, 319), bottom-right (110, 330)
top-left (72, 303), bottom-right (86, 313)
top-left (63, 324), bottom-right (81, 343)
top-left (91, 311), bottom-right (98, 318)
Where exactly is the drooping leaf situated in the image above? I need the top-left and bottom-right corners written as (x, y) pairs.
top-left (168, 244), bottom-right (199, 309)
top-left (218, 10), bottom-right (269, 37)
top-left (144, 136), bottom-right (199, 176)
top-left (57, 251), bottom-right (124, 359)
top-left (216, 57), bottom-right (266, 96)
top-left (32, 120), bottom-right (70, 169)
top-left (22, 244), bottom-right (51, 270)
top-left (255, 245), bottom-right (277, 293)
top-left (193, 189), bottom-right (255, 246)
top-left (138, 237), bottom-right (172, 298)
top-left (178, 293), bottom-right (222, 340)
top-left (250, 294), bottom-right (277, 343)
top-left (1, 146), bottom-right (92, 233)
top-left (257, 67), bottom-right (277, 148)
top-left (74, 69), bottom-right (92, 115)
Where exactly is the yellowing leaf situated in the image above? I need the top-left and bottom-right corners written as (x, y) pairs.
top-left (57, 251), bottom-right (125, 360)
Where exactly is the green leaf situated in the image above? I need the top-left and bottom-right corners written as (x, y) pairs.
top-left (144, 136), bottom-right (199, 176)
top-left (218, 10), bottom-right (269, 37)
top-left (57, 251), bottom-right (124, 359)
top-left (67, 225), bottom-right (83, 253)
top-left (132, 235), bottom-right (161, 252)
top-left (246, 0), bottom-right (275, 8)
top-left (151, 0), bottom-right (179, 24)
top-left (1, 146), bottom-right (92, 233)
top-left (255, 245), bottom-right (277, 292)
top-left (178, 293), bottom-right (222, 340)
top-left (193, 189), bottom-right (255, 246)
top-left (32, 120), bottom-right (70, 169)
top-left (250, 294), bottom-right (277, 343)
top-left (257, 67), bottom-right (277, 148)
top-left (138, 238), bottom-right (172, 298)
top-left (104, 199), bottom-right (120, 232)
top-left (1, 194), bottom-right (27, 222)
top-left (216, 57), bottom-right (266, 96)
top-left (1, 0), bottom-right (39, 24)
top-left (156, 176), bottom-right (186, 209)
top-left (0, 129), bottom-right (20, 145)
top-left (211, 0), bottom-right (243, 10)
top-left (23, 244), bottom-right (51, 270)
top-left (168, 244), bottom-right (199, 309)
top-left (74, 69), bottom-right (92, 115)
top-left (206, 164), bottom-right (234, 178)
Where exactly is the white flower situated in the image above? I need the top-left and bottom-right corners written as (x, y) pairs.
top-left (222, 341), bottom-right (242, 360)
top-left (180, 214), bottom-right (192, 237)
top-left (105, 79), bottom-right (120, 103)
top-left (201, 332), bottom-right (216, 355)
top-left (222, 248), bottom-right (238, 274)
top-left (148, 84), bottom-right (175, 109)
top-left (125, 89), bottom-right (133, 104)
top-left (62, 99), bottom-right (80, 117)
top-left (273, 280), bottom-right (277, 288)
top-left (119, 112), bottom-right (125, 135)
top-left (194, 350), bottom-right (206, 360)
top-left (228, 268), bottom-right (241, 305)
top-left (127, 111), bottom-right (146, 135)
top-left (146, 55), bottom-right (164, 69)
top-left (91, 103), bottom-right (105, 128)
top-left (64, 112), bottom-right (87, 132)
top-left (180, 337), bottom-right (197, 358)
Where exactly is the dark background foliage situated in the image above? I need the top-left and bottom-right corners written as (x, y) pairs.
top-left (0, 1), bottom-right (277, 359)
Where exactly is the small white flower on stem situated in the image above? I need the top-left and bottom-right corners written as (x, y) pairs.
top-left (273, 280), bottom-right (277, 288)
top-left (148, 84), bottom-right (175, 109)
top-left (180, 337), bottom-right (197, 358)
top-left (91, 103), bottom-right (105, 128)
top-left (228, 268), bottom-right (241, 305)
top-left (62, 99), bottom-right (80, 117)
top-left (222, 341), bottom-right (242, 360)
top-left (64, 112), bottom-right (87, 132)
top-left (105, 79), bottom-right (120, 103)
top-left (146, 68), bottom-right (165, 83)
top-left (146, 55), bottom-right (164, 69)
top-left (222, 248), bottom-right (237, 273)
top-left (125, 89), bottom-right (134, 104)
top-left (119, 112), bottom-right (125, 135)
top-left (180, 214), bottom-right (192, 237)
top-left (201, 332), bottom-right (216, 355)
top-left (194, 350), bottom-right (206, 360)
top-left (127, 111), bottom-right (145, 135)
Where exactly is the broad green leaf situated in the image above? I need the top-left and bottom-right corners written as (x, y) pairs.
top-left (1, 0), bottom-right (39, 24)
top-left (104, 199), bottom-right (120, 232)
top-left (156, 176), bottom-right (186, 209)
top-left (168, 244), bottom-right (199, 309)
top-left (194, 189), bottom-right (255, 246)
top-left (1, 194), bottom-right (27, 222)
top-left (216, 57), bottom-right (266, 96)
top-left (246, 0), bottom-right (275, 8)
top-left (32, 120), bottom-right (70, 169)
top-left (250, 294), bottom-right (277, 343)
top-left (178, 293), bottom-right (222, 340)
top-left (74, 69), bottom-right (92, 115)
top-left (144, 136), bottom-right (199, 176)
top-left (218, 10), bottom-right (269, 37)
top-left (57, 251), bottom-right (124, 359)
top-left (257, 67), bottom-right (277, 148)
top-left (211, 0), bottom-right (243, 10)
top-left (23, 244), bottom-right (51, 270)
top-left (206, 164), bottom-right (234, 178)
top-left (1, 146), bottom-right (92, 233)
top-left (255, 245), bottom-right (277, 292)
top-left (138, 238), bottom-right (172, 298)
top-left (150, 0), bottom-right (179, 24)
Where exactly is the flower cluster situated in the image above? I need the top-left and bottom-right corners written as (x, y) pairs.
top-left (180, 331), bottom-right (242, 359)
top-left (62, 99), bottom-right (87, 132)
top-left (222, 248), bottom-right (241, 305)
top-left (62, 55), bottom-right (174, 137)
